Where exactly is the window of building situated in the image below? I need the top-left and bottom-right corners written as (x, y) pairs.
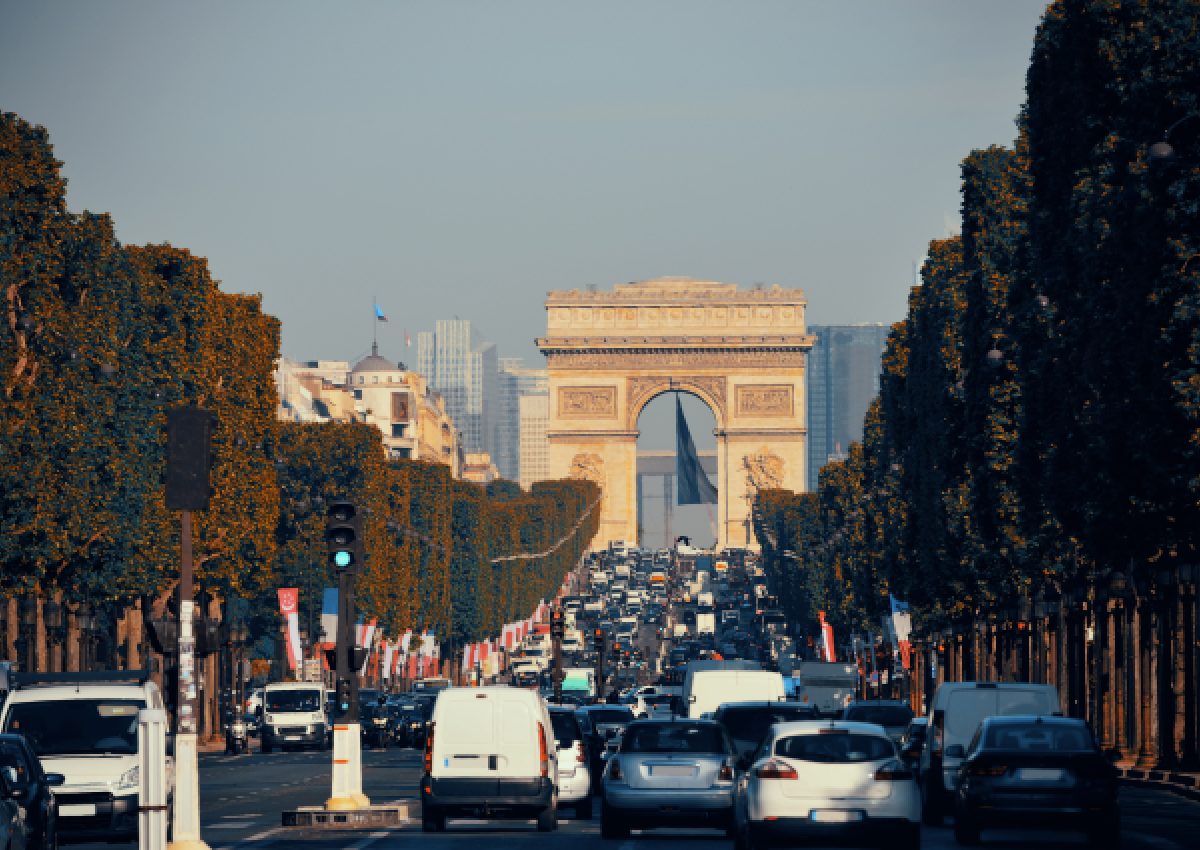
top-left (391, 423), bottom-right (407, 438)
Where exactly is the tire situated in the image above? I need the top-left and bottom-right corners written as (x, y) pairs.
top-left (536, 805), bottom-right (558, 832)
top-left (900, 822), bottom-right (922, 850)
top-left (261, 739), bottom-right (272, 755)
top-left (575, 796), bottom-right (593, 820)
top-left (953, 813), bottom-right (980, 845)
top-left (920, 779), bottom-right (942, 826)
top-left (421, 806), bottom-right (445, 833)
top-left (601, 807), bottom-right (629, 839)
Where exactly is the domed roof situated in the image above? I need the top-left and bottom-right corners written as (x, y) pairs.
top-left (351, 344), bottom-right (399, 373)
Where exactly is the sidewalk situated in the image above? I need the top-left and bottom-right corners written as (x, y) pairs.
top-left (1118, 766), bottom-right (1200, 802)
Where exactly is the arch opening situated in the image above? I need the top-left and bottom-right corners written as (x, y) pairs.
top-left (634, 389), bottom-right (718, 551)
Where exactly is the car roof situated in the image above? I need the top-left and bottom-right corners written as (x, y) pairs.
top-left (4, 682), bottom-right (153, 702)
top-left (768, 720), bottom-right (893, 737)
top-left (715, 701), bottom-right (817, 712)
top-left (845, 699), bottom-right (910, 707)
top-left (981, 714), bottom-right (1084, 728)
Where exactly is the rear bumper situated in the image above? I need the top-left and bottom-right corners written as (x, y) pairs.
top-left (421, 775), bottom-right (555, 818)
top-left (604, 785), bottom-right (734, 814)
top-left (748, 815), bottom-right (916, 846)
top-left (556, 767), bottom-right (592, 802)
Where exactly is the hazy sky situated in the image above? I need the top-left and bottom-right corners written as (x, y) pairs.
top-left (1, 1), bottom-right (1051, 544)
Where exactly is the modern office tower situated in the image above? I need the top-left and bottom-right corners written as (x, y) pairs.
top-left (806, 323), bottom-right (892, 491)
top-left (495, 359), bottom-right (549, 482)
top-left (519, 393), bottom-right (550, 491)
top-left (416, 320), bottom-right (498, 458)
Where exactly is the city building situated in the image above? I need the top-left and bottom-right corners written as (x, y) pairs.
top-left (461, 451), bottom-right (500, 485)
top-left (518, 392), bottom-right (549, 491)
top-left (275, 358), bottom-right (356, 423)
top-left (416, 320), bottom-right (498, 460)
top-left (495, 359), bottom-right (548, 483)
top-left (806, 323), bottom-right (892, 491)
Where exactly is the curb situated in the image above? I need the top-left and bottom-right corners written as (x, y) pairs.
top-left (1118, 767), bottom-right (1200, 802)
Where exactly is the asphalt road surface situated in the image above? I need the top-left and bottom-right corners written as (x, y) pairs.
top-left (60, 745), bottom-right (1200, 850)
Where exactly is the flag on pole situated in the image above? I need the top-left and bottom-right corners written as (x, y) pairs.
top-left (404, 329), bottom-right (411, 348)
top-left (374, 302), bottom-right (388, 322)
top-left (676, 394), bottom-right (718, 504)
top-left (277, 588), bottom-right (302, 672)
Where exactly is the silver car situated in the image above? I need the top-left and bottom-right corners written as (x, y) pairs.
top-left (601, 719), bottom-right (737, 839)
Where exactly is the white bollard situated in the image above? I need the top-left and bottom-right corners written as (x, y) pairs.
top-left (167, 732), bottom-right (210, 850)
top-left (138, 709), bottom-right (169, 850)
top-left (326, 723), bottom-right (370, 810)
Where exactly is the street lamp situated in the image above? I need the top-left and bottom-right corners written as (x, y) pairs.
top-left (1148, 112), bottom-right (1199, 167)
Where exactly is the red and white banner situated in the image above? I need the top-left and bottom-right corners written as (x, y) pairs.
top-left (382, 641), bottom-right (395, 680)
top-left (277, 588), bottom-right (302, 672)
top-left (818, 610), bottom-right (836, 662)
top-left (356, 619), bottom-right (378, 675)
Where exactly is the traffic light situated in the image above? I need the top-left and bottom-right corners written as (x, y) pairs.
top-left (550, 609), bottom-right (565, 640)
top-left (592, 628), bottom-right (605, 653)
top-left (325, 501), bottom-right (363, 571)
top-left (165, 405), bottom-right (213, 511)
top-left (336, 677), bottom-right (353, 713)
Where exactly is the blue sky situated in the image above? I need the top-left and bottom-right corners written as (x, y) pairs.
top-left (1, 1), bottom-right (1051, 543)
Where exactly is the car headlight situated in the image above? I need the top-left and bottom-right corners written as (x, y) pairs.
top-left (116, 765), bottom-right (139, 791)
top-left (264, 713), bottom-right (274, 725)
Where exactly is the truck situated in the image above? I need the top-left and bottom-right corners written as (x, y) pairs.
top-left (695, 607), bottom-right (716, 636)
top-left (790, 660), bottom-right (860, 716)
top-left (560, 667), bottom-right (597, 700)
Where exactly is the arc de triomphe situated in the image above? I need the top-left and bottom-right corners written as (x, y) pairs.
top-left (536, 278), bottom-right (815, 551)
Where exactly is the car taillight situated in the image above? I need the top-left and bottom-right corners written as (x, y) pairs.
top-left (608, 758), bottom-right (623, 781)
top-left (423, 723), bottom-right (435, 774)
top-left (968, 762), bottom-right (1008, 777)
top-left (754, 759), bottom-right (798, 780)
top-left (874, 759), bottom-right (914, 780)
top-left (718, 763), bottom-right (734, 781)
top-left (576, 742), bottom-right (586, 764)
top-left (538, 722), bottom-right (549, 778)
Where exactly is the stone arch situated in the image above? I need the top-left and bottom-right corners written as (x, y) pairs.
top-left (625, 376), bottom-right (727, 433)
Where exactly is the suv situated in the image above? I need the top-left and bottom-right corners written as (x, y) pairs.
top-left (0, 670), bottom-right (172, 844)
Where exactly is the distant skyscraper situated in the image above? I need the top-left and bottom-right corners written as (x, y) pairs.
top-left (495, 359), bottom-right (548, 482)
top-left (416, 320), bottom-right (498, 457)
top-left (806, 324), bottom-right (891, 491)
top-left (519, 393), bottom-right (550, 491)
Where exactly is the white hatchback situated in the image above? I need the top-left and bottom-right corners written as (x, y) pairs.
top-left (735, 720), bottom-right (920, 850)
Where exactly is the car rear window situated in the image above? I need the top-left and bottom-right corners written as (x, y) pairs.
top-left (551, 712), bottom-right (581, 744)
top-left (844, 705), bottom-right (914, 727)
top-left (622, 724), bottom-right (726, 754)
top-left (719, 706), bottom-right (819, 742)
top-left (983, 723), bottom-right (1094, 752)
top-left (776, 732), bottom-right (894, 763)
top-left (588, 708), bottom-right (633, 725)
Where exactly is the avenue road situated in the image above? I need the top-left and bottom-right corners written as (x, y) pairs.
top-left (65, 747), bottom-right (1200, 850)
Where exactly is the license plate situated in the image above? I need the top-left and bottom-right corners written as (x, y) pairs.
top-left (284, 736), bottom-right (302, 741)
top-left (810, 809), bottom-right (863, 823)
top-left (650, 764), bottom-right (695, 777)
top-left (60, 804), bottom-right (97, 817)
top-left (1017, 768), bottom-right (1064, 781)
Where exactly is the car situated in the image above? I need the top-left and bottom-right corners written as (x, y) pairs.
top-left (549, 707), bottom-right (593, 820)
top-left (919, 681), bottom-right (1060, 824)
top-left (841, 699), bottom-right (915, 743)
top-left (601, 719), bottom-right (738, 839)
top-left (0, 733), bottom-right (63, 850)
top-left (898, 717), bottom-right (928, 768)
top-left (0, 669), bottom-right (172, 845)
top-left (952, 715), bottom-right (1118, 847)
top-left (420, 686), bottom-right (557, 832)
top-left (710, 701), bottom-right (821, 764)
top-left (735, 719), bottom-right (921, 850)
top-left (389, 696), bottom-right (435, 748)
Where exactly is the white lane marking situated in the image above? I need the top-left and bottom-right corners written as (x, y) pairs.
top-left (342, 830), bottom-right (390, 849)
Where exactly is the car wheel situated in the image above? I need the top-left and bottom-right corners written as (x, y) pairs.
top-left (900, 822), bottom-right (922, 850)
top-left (953, 813), bottom-right (980, 845)
top-left (575, 796), bottom-right (593, 820)
top-left (536, 805), bottom-right (558, 832)
top-left (600, 806), bottom-right (629, 839)
top-left (261, 739), bottom-right (272, 755)
top-left (421, 806), bottom-right (445, 833)
top-left (920, 781), bottom-right (942, 826)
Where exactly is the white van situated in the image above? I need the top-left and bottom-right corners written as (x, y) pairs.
top-left (260, 681), bottom-right (328, 753)
top-left (919, 681), bottom-right (1061, 823)
top-left (0, 670), bottom-right (172, 844)
top-left (681, 661), bottom-right (783, 718)
top-left (421, 686), bottom-right (558, 832)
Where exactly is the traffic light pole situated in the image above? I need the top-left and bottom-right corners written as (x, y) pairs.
top-left (326, 501), bottom-right (368, 811)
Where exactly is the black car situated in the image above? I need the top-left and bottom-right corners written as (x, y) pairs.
top-left (953, 715), bottom-right (1118, 847)
top-left (390, 696), bottom-right (435, 748)
top-left (710, 701), bottom-right (821, 765)
top-left (575, 705), bottom-right (634, 779)
top-left (0, 732), bottom-right (63, 850)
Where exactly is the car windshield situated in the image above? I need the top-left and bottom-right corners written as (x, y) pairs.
top-left (622, 724), bottom-right (725, 754)
top-left (588, 708), bottom-right (633, 725)
top-left (720, 707), bottom-right (818, 743)
top-left (551, 712), bottom-right (581, 744)
top-left (844, 705), bottom-right (914, 727)
top-left (776, 732), bottom-right (894, 763)
top-left (266, 690), bottom-right (322, 712)
top-left (5, 699), bottom-right (143, 756)
top-left (983, 723), bottom-right (1094, 752)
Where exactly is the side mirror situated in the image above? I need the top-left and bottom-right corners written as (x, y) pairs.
top-left (944, 744), bottom-right (965, 759)
top-left (44, 773), bottom-right (65, 787)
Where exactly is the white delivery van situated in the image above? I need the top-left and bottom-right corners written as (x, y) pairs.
top-left (260, 681), bottom-right (328, 753)
top-left (421, 686), bottom-right (558, 832)
top-left (919, 681), bottom-right (1061, 823)
top-left (0, 670), bottom-right (172, 844)
top-left (681, 661), bottom-right (782, 718)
